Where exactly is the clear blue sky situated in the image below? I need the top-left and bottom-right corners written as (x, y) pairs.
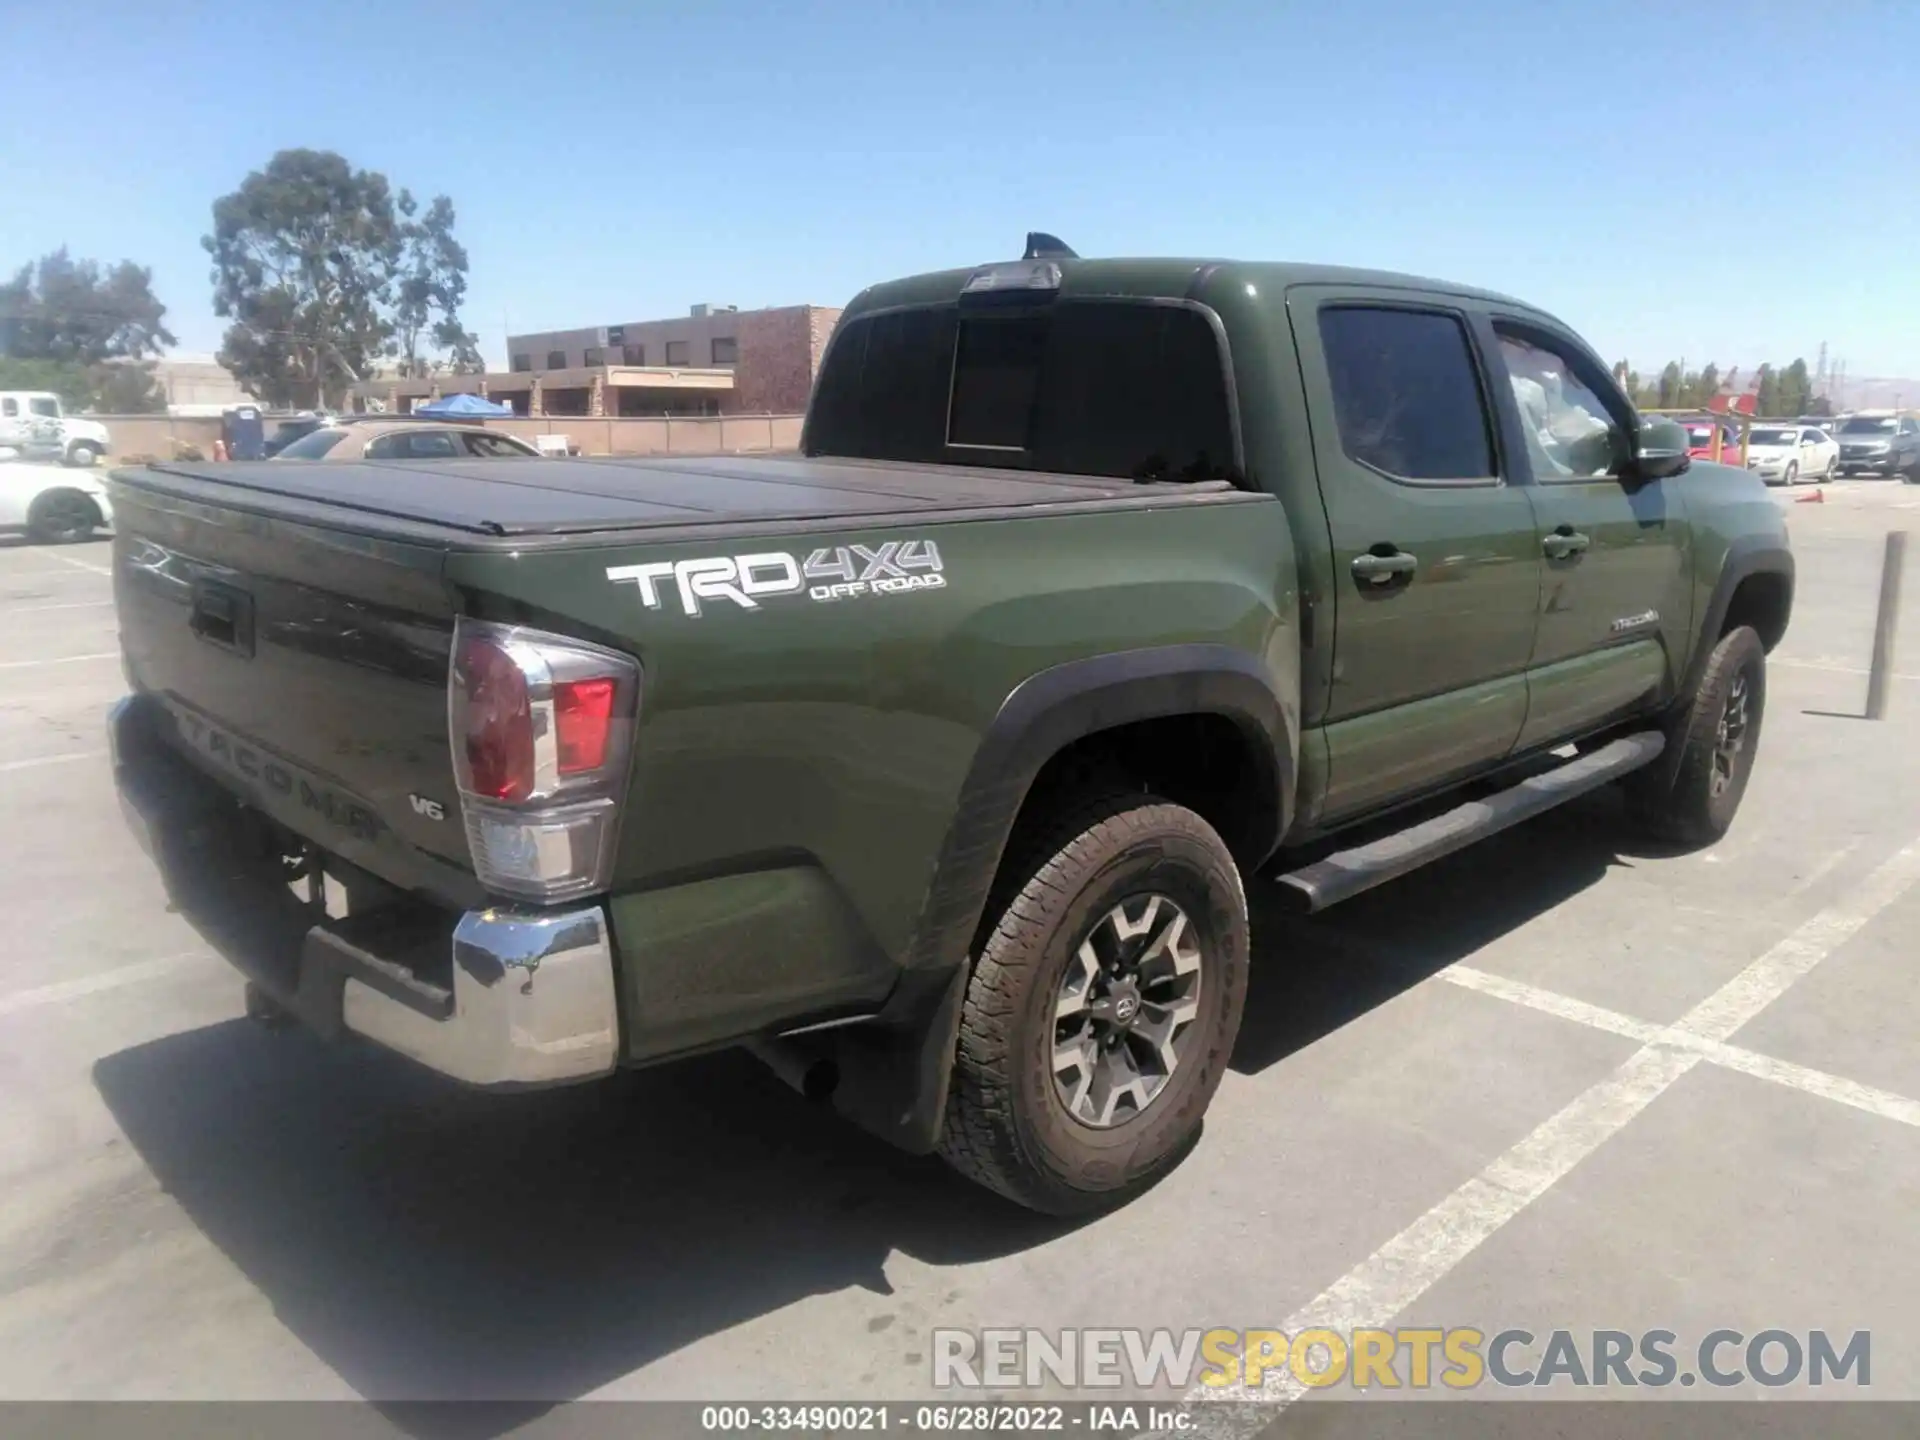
top-left (4, 0), bottom-right (1915, 379)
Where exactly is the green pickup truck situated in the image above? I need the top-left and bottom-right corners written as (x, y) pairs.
top-left (107, 237), bottom-right (1792, 1214)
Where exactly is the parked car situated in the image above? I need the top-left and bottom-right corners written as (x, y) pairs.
top-left (0, 458), bottom-right (114, 542)
top-left (272, 418), bottom-right (543, 461)
top-left (105, 240), bottom-right (1792, 1215)
top-left (1836, 413), bottom-right (1920, 479)
top-left (1681, 417), bottom-right (1743, 464)
top-left (0, 391), bottom-right (112, 467)
top-left (1744, 424), bottom-right (1840, 485)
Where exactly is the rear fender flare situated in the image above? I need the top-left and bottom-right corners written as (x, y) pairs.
top-left (830, 644), bottom-right (1292, 1154)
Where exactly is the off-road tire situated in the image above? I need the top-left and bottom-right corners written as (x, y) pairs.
top-left (939, 795), bottom-right (1248, 1215)
top-left (1625, 625), bottom-right (1767, 847)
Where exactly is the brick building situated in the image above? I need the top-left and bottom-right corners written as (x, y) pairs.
top-left (346, 302), bottom-right (842, 419)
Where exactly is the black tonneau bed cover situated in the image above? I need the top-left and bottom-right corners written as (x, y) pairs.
top-left (111, 454), bottom-right (1247, 545)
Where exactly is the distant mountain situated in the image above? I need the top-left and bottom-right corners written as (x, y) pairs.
top-left (1830, 376), bottom-right (1920, 411)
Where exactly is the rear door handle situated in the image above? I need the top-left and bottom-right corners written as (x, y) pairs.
top-left (1350, 550), bottom-right (1418, 586)
top-left (1543, 529), bottom-right (1591, 560)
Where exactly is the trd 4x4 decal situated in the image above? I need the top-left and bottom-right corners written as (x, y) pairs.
top-left (608, 540), bottom-right (945, 617)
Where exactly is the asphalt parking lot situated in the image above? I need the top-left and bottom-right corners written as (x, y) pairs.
top-left (1, 479), bottom-right (1919, 1423)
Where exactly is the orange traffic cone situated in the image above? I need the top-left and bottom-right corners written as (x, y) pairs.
top-left (1795, 488), bottom-right (1824, 504)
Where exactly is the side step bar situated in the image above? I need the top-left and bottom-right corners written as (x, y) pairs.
top-left (1274, 731), bottom-right (1666, 914)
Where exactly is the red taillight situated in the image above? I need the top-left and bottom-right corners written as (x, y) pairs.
top-left (555, 677), bottom-right (616, 774)
top-left (456, 633), bottom-right (534, 803)
top-left (447, 619), bottom-right (642, 904)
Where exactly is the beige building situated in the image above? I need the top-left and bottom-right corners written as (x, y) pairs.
top-left (347, 301), bottom-right (841, 419)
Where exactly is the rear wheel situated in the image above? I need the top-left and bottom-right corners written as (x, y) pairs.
top-left (1784, 460), bottom-right (1799, 485)
top-left (25, 489), bottom-right (102, 544)
top-left (939, 796), bottom-right (1248, 1214)
top-left (1626, 626), bottom-right (1767, 847)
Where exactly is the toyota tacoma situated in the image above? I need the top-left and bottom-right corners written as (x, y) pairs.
top-left (106, 236), bottom-right (1793, 1214)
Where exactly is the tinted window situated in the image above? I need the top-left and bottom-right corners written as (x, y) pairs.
top-left (1319, 308), bottom-right (1495, 480)
top-left (1, 399), bottom-right (16, 417)
top-left (1842, 417), bottom-right (1896, 434)
top-left (511, 354), bottom-right (532, 372)
top-left (807, 301), bottom-right (1236, 482)
top-left (273, 429), bottom-right (348, 459)
top-left (583, 346), bottom-right (605, 367)
top-left (621, 343), bottom-right (645, 365)
top-left (948, 316), bottom-right (1044, 449)
top-left (545, 350), bottom-right (566, 370)
top-left (28, 397), bottom-right (60, 418)
top-left (665, 340), bottom-right (690, 365)
top-left (711, 337), bottom-right (738, 364)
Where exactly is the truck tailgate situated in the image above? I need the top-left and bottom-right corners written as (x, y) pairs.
top-left (111, 479), bottom-right (480, 907)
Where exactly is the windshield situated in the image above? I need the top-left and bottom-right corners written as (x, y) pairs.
top-left (1749, 428), bottom-right (1795, 445)
top-left (1841, 417), bottom-right (1897, 434)
top-left (273, 429), bottom-right (349, 459)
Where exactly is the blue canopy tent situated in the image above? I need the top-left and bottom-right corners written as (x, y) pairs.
top-left (413, 392), bottom-right (514, 418)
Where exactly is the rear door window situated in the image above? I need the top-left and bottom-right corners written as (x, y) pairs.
top-left (807, 300), bottom-right (1236, 482)
top-left (1317, 307), bottom-right (1496, 482)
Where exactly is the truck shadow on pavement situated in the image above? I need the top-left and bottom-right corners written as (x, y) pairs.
top-left (90, 786), bottom-right (1652, 1427)
top-left (91, 1028), bottom-right (1072, 1425)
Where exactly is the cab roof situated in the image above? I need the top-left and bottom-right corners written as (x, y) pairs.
top-left (843, 254), bottom-right (1536, 319)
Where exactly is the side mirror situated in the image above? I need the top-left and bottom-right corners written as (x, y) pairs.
top-left (1627, 417), bottom-right (1693, 483)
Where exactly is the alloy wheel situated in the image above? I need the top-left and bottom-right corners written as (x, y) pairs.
top-left (1711, 670), bottom-right (1752, 798)
top-left (1051, 893), bottom-right (1204, 1128)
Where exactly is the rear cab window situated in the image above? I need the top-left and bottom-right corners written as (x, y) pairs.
top-left (805, 300), bottom-right (1239, 483)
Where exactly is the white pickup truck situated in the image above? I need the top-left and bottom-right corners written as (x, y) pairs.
top-left (0, 391), bottom-right (113, 467)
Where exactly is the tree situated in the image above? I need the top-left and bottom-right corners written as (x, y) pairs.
top-left (0, 357), bottom-right (93, 409)
top-left (203, 149), bottom-right (479, 408)
top-left (393, 193), bottom-right (483, 377)
top-left (1657, 361), bottom-right (1684, 408)
top-left (1754, 363), bottom-right (1779, 418)
top-left (1691, 363), bottom-right (1720, 409)
top-left (1776, 358), bottom-right (1813, 418)
top-left (93, 361), bottom-right (168, 413)
top-left (0, 249), bottom-right (174, 411)
top-left (0, 248), bottom-right (176, 366)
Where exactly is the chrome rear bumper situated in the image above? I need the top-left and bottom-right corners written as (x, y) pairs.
top-left (110, 694), bottom-right (620, 1088)
top-left (341, 905), bottom-right (618, 1086)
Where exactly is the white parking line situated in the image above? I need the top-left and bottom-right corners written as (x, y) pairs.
top-left (1441, 965), bottom-right (1920, 1130)
top-left (39, 551), bottom-right (112, 577)
top-left (0, 653), bottom-right (118, 671)
top-left (0, 600), bottom-right (115, 613)
top-left (0, 750), bottom-right (104, 774)
top-left (0, 951), bottom-right (208, 1019)
top-left (1177, 834), bottom-right (1920, 1426)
